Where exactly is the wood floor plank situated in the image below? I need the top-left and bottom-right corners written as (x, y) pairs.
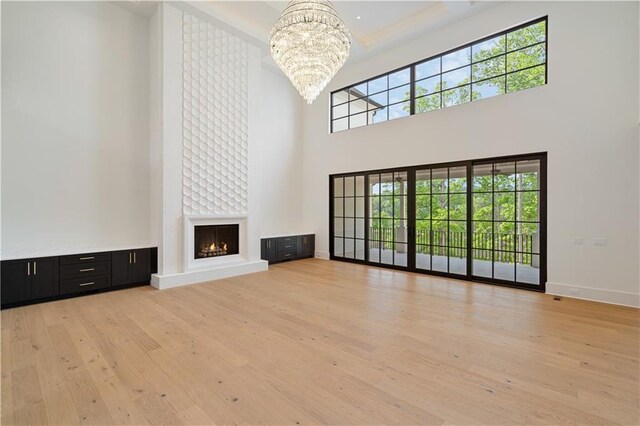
top-left (1, 259), bottom-right (638, 425)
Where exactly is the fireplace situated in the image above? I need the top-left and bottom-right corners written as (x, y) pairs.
top-left (194, 224), bottom-right (239, 259)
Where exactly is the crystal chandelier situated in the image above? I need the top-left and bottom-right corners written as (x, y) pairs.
top-left (269, 0), bottom-right (351, 104)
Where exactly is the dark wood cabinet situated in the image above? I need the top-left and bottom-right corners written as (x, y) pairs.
top-left (261, 234), bottom-right (315, 264)
top-left (1, 247), bottom-right (156, 309)
top-left (112, 248), bottom-right (152, 287)
top-left (261, 238), bottom-right (278, 264)
top-left (1, 257), bottom-right (59, 306)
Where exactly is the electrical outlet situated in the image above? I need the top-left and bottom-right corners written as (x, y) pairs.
top-left (573, 237), bottom-right (583, 245)
top-left (593, 238), bottom-right (608, 247)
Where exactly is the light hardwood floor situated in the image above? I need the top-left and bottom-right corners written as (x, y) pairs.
top-left (1, 259), bottom-right (639, 425)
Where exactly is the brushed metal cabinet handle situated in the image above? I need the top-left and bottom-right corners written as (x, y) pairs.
top-left (34, 262), bottom-right (37, 275)
top-left (80, 268), bottom-right (95, 272)
top-left (129, 253), bottom-right (132, 264)
top-left (79, 282), bottom-right (95, 287)
top-left (27, 262), bottom-right (30, 276)
top-left (134, 252), bottom-right (136, 264)
top-left (80, 256), bottom-right (95, 260)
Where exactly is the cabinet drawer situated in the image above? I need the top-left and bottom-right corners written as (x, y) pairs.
top-left (60, 262), bottom-right (110, 280)
top-left (59, 275), bottom-right (110, 296)
top-left (278, 241), bottom-right (297, 251)
top-left (279, 236), bottom-right (296, 243)
top-left (60, 252), bottom-right (110, 265)
top-left (277, 250), bottom-right (297, 261)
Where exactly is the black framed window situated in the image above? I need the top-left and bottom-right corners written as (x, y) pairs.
top-left (331, 17), bottom-right (547, 133)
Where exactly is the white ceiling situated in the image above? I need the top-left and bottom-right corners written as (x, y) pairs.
top-left (204, 1), bottom-right (501, 66)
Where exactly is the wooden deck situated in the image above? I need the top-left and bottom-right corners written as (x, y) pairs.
top-left (2, 259), bottom-right (638, 425)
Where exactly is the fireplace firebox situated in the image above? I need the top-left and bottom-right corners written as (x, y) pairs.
top-left (194, 224), bottom-right (239, 259)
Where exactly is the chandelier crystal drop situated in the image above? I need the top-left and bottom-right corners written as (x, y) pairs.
top-left (269, 0), bottom-right (351, 104)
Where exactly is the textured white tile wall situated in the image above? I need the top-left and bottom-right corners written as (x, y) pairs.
top-left (182, 12), bottom-right (249, 215)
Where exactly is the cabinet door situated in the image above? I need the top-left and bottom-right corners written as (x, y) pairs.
top-left (1, 261), bottom-right (30, 305)
top-left (30, 258), bottom-right (58, 300)
top-left (131, 249), bottom-right (151, 284)
top-left (302, 235), bottom-right (315, 257)
top-left (111, 251), bottom-right (131, 287)
top-left (296, 236), bottom-right (305, 258)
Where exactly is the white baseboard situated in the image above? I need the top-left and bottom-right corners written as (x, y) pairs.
top-left (314, 250), bottom-right (330, 260)
top-left (547, 282), bottom-right (639, 308)
top-left (151, 260), bottom-right (268, 290)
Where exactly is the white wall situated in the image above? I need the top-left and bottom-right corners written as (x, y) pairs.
top-left (301, 1), bottom-right (640, 305)
top-left (1, 1), bottom-right (151, 258)
top-left (259, 68), bottom-right (304, 237)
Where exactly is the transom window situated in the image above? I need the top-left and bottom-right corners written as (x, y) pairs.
top-left (331, 17), bottom-right (547, 133)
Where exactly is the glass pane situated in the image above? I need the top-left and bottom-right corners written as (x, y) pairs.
top-left (344, 176), bottom-right (354, 196)
top-left (449, 253), bottom-right (466, 275)
top-left (415, 94), bottom-right (441, 113)
top-left (432, 195), bottom-right (447, 222)
top-left (344, 218), bottom-right (355, 238)
top-left (518, 223), bottom-right (540, 253)
top-left (372, 107), bottom-right (388, 123)
top-left (355, 176), bottom-right (365, 196)
top-left (355, 239), bottom-right (365, 260)
top-left (449, 194), bottom-right (466, 220)
top-left (368, 91), bottom-right (387, 106)
top-left (442, 66), bottom-right (470, 89)
top-left (368, 75), bottom-right (388, 94)
top-left (332, 103), bottom-right (348, 119)
top-left (416, 221), bottom-right (431, 245)
top-left (449, 221), bottom-right (467, 248)
top-left (333, 177), bottom-right (344, 196)
top-left (432, 220), bottom-right (448, 246)
top-left (349, 99), bottom-right (369, 115)
top-left (351, 82), bottom-right (367, 98)
top-left (368, 241), bottom-right (380, 263)
top-left (432, 168), bottom-right (448, 193)
top-left (416, 195), bottom-right (431, 220)
top-left (389, 68), bottom-right (410, 88)
top-left (472, 76), bottom-right (506, 101)
top-left (394, 172), bottom-right (408, 194)
top-left (518, 191), bottom-right (539, 222)
top-left (415, 75), bottom-right (440, 96)
top-left (494, 193), bottom-right (515, 221)
top-left (356, 197), bottom-right (365, 217)
top-left (394, 244), bottom-right (408, 267)
top-left (355, 219), bottom-right (365, 239)
top-left (381, 243), bottom-right (393, 265)
top-left (473, 164), bottom-right (493, 191)
top-left (472, 34), bottom-right (505, 61)
top-left (334, 218), bottom-right (344, 236)
top-left (494, 222), bottom-right (515, 251)
top-left (416, 58), bottom-right (440, 79)
top-left (344, 239), bottom-right (355, 258)
top-left (334, 198), bottom-right (344, 216)
top-left (443, 86), bottom-right (471, 107)
top-left (472, 221), bottom-right (493, 249)
top-left (494, 252), bottom-right (515, 281)
top-left (332, 89), bottom-right (349, 105)
top-left (334, 237), bottom-right (344, 256)
top-left (449, 166), bottom-right (467, 192)
top-left (472, 56), bottom-right (505, 81)
top-left (395, 222), bottom-right (408, 244)
top-left (432, 248), bottom-right (447, 272)
top-left (416, 170), bottom-right (431, 194)
top-left (517, 254), bottom-right (540, 284)
top-left (494, 162), bottom-right (516, 191)
top-left (507, 21), bottom-right (546, 52)
top-left (344, 197), bottom-right (355, 217)
top-left (389, 84), bottom-right (411, 104)
top-left (473, 257), bottom-right (492, 278)
top-left (416, 245), bottom-right (431, 270)
top-left (350, 112), bottom-right (367, 129)
top-left (473, 193), bottom-right (492, 221)
top-left (507, 65), bottom-right (545, 93)
top-left (369, 174), bottom-right (381, 195)
top-left (442, 47), bottom-right (471, 72)
top-left (507, 44), bottom-right (545, 73)
top-left (332, 117), bottom-right (348, 132)
top-left (516, 160), bottom-right (540, 190)
top-left (388, 102), bottom-right (410, 121)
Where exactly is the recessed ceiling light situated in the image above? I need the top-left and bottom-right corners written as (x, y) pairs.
top-left (356, 16), bottom-right (361, 20)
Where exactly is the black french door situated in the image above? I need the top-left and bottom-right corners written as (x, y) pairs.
top-left (329, 153), bottom-right (546, 291)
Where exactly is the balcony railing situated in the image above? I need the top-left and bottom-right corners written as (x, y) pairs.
top-left (369, 227), bottom-right (536, 265)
